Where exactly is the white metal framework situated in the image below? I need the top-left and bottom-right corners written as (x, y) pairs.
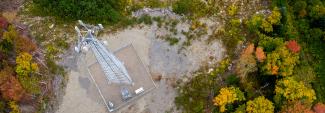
top-left (75, 20), bottom-right (133, 85)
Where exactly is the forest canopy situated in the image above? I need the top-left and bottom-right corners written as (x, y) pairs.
top-left (32, 0), bottom-right (129, 24)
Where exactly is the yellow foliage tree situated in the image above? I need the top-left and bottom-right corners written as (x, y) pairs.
top-left (260, 7), bottom-right (281, 33)
top-left (213, 87), bottom-right (245, 112)
top-left (267, 7), bottom-right (281, 25)
top-left (15, 52), bottom-right (40, 94)
top-left (15, 52), bottom-right (38, 77)
top-left (227, 4), bottom-right (238, 16)
top-left (261, 20), bottom-right (273, 33)
top-left (8, 101), bottom-right (20, 113)
top-left (275, 77), bottom-right (316, 103)
top-left (246, 96), bottom-right (274, 113)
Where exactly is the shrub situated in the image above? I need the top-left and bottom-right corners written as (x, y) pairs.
top-left (227, 4), bottom-right (238, 16)
top-left (165, 36), bottom-right (179, 46)
top-left (137, 14), bottom-right (152, 25)
top-left (15, 52), bottom-right (39, 77)
top-left (172, 0), bottom-right (208, 17)
top-left (225, 74), bottom-right (240, 86)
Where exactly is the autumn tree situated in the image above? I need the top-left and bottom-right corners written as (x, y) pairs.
top-left (236, 44), bottom-right (257, 80)
top-left (246, 96), bottom-right (274, 113)
top-left (275, 77), bottom-right (316, 103)
top-left (286, 40), bottom-right (301, 53)
top-left (255, 47), bottom-right (266, 62)
top-left (260, 7), bottom-right (281, 33)
top-left (280, 101), bottom-right (314, 113)
top-left (0, 66), bottom-right (24, 101)
top-left (213, 87), bottom-right (245, 112)
top-left (261, 20), bottom-right (273, 33)
top-left (14, 36), bottom-right (37, 53)
top-left (314, 103), bottom-right (325, 113)
top-left (267, 7), bottom-right (281, 25)
top-left (262, 46), bottom-right (299, 76)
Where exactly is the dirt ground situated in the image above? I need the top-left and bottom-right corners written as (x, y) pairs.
top-left (0, 0), bottom-right (24, 12)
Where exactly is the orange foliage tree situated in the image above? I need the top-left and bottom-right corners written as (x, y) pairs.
top-left (314, 103), bottom-right (325, 113)
top-left (286, 40), bottom-right (301, 53)
top-left (15, 36), bottom-right (37, 53)
top-left (236, 44), bottom-right (257, 80)
top-left (0, 66), bottom-right (24, 101)
top-left (255, 47), bottom-right (266, 62)
top-left (280, 101), bottom-right (314, 113)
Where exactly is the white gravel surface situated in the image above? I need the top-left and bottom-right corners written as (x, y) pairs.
top-left (57, 13), bottom-right (225, 113)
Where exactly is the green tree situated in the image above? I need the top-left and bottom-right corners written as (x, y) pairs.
top-left (32, 0), bottom-right (128, 24)
top-left (258, 33), bottom-right (284, 52)
top-left (293, 1), bottom-right (307, 17)
top-left (246, 14), bottom-right (264, 32)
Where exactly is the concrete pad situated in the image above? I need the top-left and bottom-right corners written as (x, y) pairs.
top-left (86, 44), bottom-right (156, 112)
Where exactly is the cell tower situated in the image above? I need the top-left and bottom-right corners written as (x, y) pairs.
top-left (75, 20), bottom-right (133, 85)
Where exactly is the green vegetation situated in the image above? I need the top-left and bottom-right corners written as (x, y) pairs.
top-left (175, 0), bottom-right (325, 112)
top-left (32, 0), bottom-right (129, 24)
top-left (0, 15), bottom-right (64, 113)
top-left (175, 59), bottom-right (230, 113)
top-left (172, 0), bottom-right (218, 18)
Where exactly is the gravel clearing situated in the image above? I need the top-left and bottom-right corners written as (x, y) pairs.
top-left (58, 9), bottom-right (225, 113)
